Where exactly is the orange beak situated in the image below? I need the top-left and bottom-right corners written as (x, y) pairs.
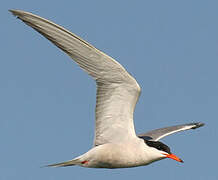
top-left (163, 153), bottom-right (184, 163)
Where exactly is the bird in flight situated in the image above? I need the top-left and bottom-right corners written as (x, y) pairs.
top-left (10, 10), bottom-right (204, 169)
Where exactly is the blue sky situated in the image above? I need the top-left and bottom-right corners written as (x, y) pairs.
top-left (1, 0), bottom-right (218, 179)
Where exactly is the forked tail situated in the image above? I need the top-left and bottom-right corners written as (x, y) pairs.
top-left (46, 159), bottom-right (80, 167)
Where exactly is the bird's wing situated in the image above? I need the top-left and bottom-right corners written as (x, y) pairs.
top-left (10, 10), bottom-right (141, 146)
top-left (138, 122), bottom-right (204, 141)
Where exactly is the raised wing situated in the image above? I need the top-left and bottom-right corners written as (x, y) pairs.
top-left (138, 122), bottom-right (204, 141)
top-left (10, 10), bottom-right (141, 146)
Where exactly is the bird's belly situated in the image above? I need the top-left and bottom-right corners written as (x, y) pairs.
top-left (84, 143), bottom-right (155, 169)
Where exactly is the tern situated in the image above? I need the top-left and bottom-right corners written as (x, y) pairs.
top-left (10, 10), bottom-right (204, 169)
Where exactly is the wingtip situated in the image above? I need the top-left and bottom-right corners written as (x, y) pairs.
top-left (9, 9), bottom-right (22, 19)
top-left (9, 9), bottom-right (28, 18)
top-left (191, 122), bottom-right (205, 129)
top-left (9, 9), bottom-right (17, 15)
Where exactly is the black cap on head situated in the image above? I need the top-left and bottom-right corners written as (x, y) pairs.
top-left (143, 139), bottom-right (171, 154)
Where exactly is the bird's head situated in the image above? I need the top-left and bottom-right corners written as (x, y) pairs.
top-left (144, 140), bottom-right (184, 163)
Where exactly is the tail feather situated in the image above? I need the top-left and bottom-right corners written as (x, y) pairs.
top-left (46, 159), bottom-right (79, 167)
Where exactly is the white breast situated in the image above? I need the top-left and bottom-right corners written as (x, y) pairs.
top-left (79, 139), bottom-right (160, 168)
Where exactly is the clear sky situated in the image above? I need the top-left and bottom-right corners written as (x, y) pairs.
top-left (1, 0), bottom-right (217, 179)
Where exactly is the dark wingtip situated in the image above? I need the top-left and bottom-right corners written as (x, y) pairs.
top-left (9, 9), bottom-right (16, 15)
top-left (191, 122), bottom-right (205, 129)
top-left (9, 9), bottom-right (21, 19)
